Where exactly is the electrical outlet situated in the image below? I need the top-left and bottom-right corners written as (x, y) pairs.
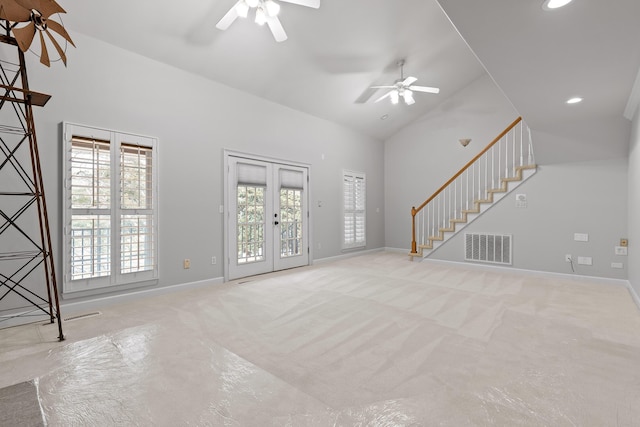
top-left (565, 254), bottom-right (572, 262)
top-left (183, 259), bottom-right (191, 269)
top-left (611, 262), bottom-right (624, 269)
top-left (211, 256), bottom-right (217, 265)
top-left (574, 233), bottom-right (589, 242)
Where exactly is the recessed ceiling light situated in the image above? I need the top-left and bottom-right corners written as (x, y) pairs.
top-left (542, 0), bottom-right (573, 10)
top-left (566, 97), bottom-right (583, 104)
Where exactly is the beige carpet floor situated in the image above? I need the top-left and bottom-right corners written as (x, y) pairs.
top-left (1, 252), bottom-right (639, 426)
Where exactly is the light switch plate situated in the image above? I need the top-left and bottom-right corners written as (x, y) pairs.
top-left (615, 246), bottom-right (628, 256)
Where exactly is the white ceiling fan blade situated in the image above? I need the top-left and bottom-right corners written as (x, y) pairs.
top-left (279, 0), bottom-right (320, 8)
top-left (402, 76), bottom-right (418, 86)
top-left (370, 85), bottom-right (396, 89)
top-left (266, 16), bottom-right (288, 42)
top-left (409, 85), bottom-right (440, 94)
top-left (374, 91), bottom-right (393, 103)
top-left (216, 2), bottom-right (241, 30)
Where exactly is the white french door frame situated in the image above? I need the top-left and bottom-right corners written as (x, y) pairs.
top-left (223, 150), bottom-right (312, 281)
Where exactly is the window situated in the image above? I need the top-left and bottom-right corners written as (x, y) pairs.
top-left (343, 170), bottom-right (366, 249)
top-left (63, 124), bottom-right (158, 294)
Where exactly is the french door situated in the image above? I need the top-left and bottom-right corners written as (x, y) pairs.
top-left (226, 155), bottom-right (309, 280)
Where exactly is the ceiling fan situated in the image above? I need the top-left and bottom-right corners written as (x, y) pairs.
top-left (0, 0), bottom-right (75, 67)
top-left (216, 0), bottom-right (320, 42)
top-left (373, 60), bottom-right (439, 105)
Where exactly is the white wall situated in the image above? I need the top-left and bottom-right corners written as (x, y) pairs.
top-left (433, 158), bottom-right (628, 279)
top-left (384, 75), bottom-right (519, 250)
top-left (16, 33), bottom-right (384, 301)
top-left (628, 107), bottom-right (640, 296)
top-left (384, 74), bottom-right (630, 280)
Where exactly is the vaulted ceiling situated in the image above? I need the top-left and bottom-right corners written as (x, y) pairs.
top-left (62, 0), bottom-right (640, 155)
top-left (438, 0), bottom-right (640, 163)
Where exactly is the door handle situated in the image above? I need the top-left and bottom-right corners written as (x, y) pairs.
top-left (274, 221), bottom-right (279, 225)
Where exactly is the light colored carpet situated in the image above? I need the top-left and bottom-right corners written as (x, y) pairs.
top-left (1, 252), bottom-right (639, 425)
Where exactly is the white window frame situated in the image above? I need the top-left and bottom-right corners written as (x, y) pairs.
top-left (342, 170), bottom-right (366, 249)
top-left (62, 123), bottom-right (159, 295)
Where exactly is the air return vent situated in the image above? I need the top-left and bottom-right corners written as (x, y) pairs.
top-left (465, 233), bottom-right (512, 265)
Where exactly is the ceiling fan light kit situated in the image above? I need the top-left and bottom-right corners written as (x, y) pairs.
top-left (264, 0), bottom-right (281, 16)
top-left (542, 0), bottom-right (573, 10)
top-left (217, 0), bottom-right (320, 42)
top-left (235, 1), bottom-right (250, 17)
top-left (255, 6), bottom-right (267, 25)
top-left (372, 60), bottom-right (439, 106)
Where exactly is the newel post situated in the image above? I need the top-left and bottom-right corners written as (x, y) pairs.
top-left (410, 206), bottom-right (417, 254)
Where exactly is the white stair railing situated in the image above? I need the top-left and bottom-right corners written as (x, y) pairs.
top-left (410, 117), bottom-right (535, 256)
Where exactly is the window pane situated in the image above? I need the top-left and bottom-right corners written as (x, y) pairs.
top-left (343, 172), bottom-right (365, 248)
top-left (121, 214), bottom-right (155, 274)
top-left (121, 144), bottom-right (153, 209)
top-left (65, 126), bottom-right (158, 293)
top-left (343, 176), bottom-right (354, 210)
top-left (344, 214), bottom-right (355, 244)
top-left (70, 139), bottom-right (110, 209)
top-left (280, 188), bottom-right (302, 257)
top-left (355, 177), bottom-right (366, 210)
top-left (70, 215), bottom-right (111, 280)
top-left (237, 185), bottom-right (265, 263)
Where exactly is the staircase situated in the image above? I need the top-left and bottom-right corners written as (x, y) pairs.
top-left (409, 117), bottom-right (537, 260)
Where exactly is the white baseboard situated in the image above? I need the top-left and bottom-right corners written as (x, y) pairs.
top-left (383, 247), bottom-right (410, 254)
top-left (1, 277), bottom-right (225, 330)
top-left (422, 257), bottom-right (628, 286)
top-left (313, 247), bottom-right (384, 265)
top-left (627, 282), bottom-right (640, 312)
top-left (0, 310), bottom-right (51, 329)
top-left (417, 256), bottom-right (639, 311)
top-left (61, 277), bottom-right (225, 317)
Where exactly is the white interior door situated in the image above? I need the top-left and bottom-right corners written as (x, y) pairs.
top-left (227, 156), bottom-right (308, 280)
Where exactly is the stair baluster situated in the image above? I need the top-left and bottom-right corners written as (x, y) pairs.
top-left (409, 117), bottom-right (537, 259)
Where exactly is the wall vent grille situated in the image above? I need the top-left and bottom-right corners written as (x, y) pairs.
top-left (464, 233), bottom-right (512, 265)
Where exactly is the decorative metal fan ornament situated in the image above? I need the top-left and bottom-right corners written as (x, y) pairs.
top-left (0, 0), bottom-right (75, 67)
